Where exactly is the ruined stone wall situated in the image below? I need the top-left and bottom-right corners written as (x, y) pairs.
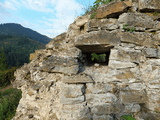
top-left (12, 0), bottom-right (160, 120)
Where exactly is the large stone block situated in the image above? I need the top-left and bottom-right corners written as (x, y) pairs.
top-left (30, 49), bottom-right (45, 60)
top-left (60, 96), bottom-right (84, 105)
top-left (86, 93), bottom-right (117, 105)
top-left (145, 102), bottom-right (160, 113)
top-left (83, 66), bottom-right (119, 83)
top-left (30, 53), bottom-right (38, 61)
top-left (109, 49), bottom-right (118, 60)
top-left (66, 23), bottom-right (81, 37)
top-left (120, 32), bottom-right (143, 46)
top-left (75, 30), bottom-right (120, 53)
top-left (147, 83), bottom-right (160, 89)
top-left (118, 83), bottom-right (145, 91)
top-left (100, 18), bottom-right (119, 30)
top-left (75, 15), bottom-right (90, 27)
top-left (86, 83), bottom-right (116, 94)
top-left (120, 91), bottom-right (147, 104)
top-left (60, 104), bottom-right (91, 120)
top-left (110, 48), bottom-right (143, 63)
top-left (146, 59), bottom-right (160, 66)
top-left (120, 32), bottom-right (156, 47)
top-left (139, 0), bottom-right (160, 12)
top-left (124, 104), bottom-right (141, 113)
top-left (41, 55), bottom-right (79, 74)
top-left (95, 1), bottom-right (129, 18)
top-left (118, 13), bottom-right (155, 29)
top-left (143, 47), bottom-right (158, 58)
top-left (147, 90), bottom-right (160, 102)
top-left (153, 32), bottom-right (160, 45)
top-left (93, 115), bottom-right (113, 120)
top-left (63, 74), bottom-right (94, 84)
top-left (108, 60), bottom-right (137, 69)
top-left (60, 84), bottom-right (84, 98)
top-left (91, 103), bottom-right (121, 115)
top-left (46, 33), bottom-right (66, 49)
top-left (86, 18), bottom-right (118, 32)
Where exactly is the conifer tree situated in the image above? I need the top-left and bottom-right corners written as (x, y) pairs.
top-left (0, 47), bottom-right (8, 71)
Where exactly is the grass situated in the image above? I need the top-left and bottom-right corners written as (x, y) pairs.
top-left (0, 88), bottom-right (22, 120)
top-left (121, 114), bottom-right (136, 120)
top-left (123, 24), bottom-right (135, 32)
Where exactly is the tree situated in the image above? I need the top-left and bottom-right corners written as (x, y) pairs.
top-left (0, 47), bottom-right (8, 71)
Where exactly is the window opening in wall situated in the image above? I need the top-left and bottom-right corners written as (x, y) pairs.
top-left (82, 50), bottom-right (111, 66)
top-left (80, 25), bottom-right (85, 31)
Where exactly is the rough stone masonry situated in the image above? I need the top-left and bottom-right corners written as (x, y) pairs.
top-left (12, 0), bottom-right (160, 120)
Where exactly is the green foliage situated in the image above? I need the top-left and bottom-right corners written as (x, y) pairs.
top-left (121, 115), bottom-right (136, 120)
top-left (0, 48), bottom-right (8, 71)
top-left (0, 35), bottom-right (44, 87)
top-left (123, 24), bottom-right (135, 32)
top-left (0, 35), bottom-right (45, 67)
top-left (91, 53), bottom-right (106, 62)
top-left (0, 88), bottom-right (22, 120)
top-left (90, 12), bottom-right (97, 19)
top-left (0, 67), bottom-right (17, 87)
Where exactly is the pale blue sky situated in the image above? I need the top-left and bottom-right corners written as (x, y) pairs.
top-left (0, 0), bottom-right (95, 38)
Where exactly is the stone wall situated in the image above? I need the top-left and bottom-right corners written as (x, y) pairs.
top-left (12, 0), bottom-right (160, 120)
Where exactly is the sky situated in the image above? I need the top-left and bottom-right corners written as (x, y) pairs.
top-left (0, 0), bottom-right (95, 38)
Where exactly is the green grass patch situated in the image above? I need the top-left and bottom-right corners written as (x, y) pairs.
top-left (123, 24), bottom-right (135, 32)
top-left (121, 114), bottom-right (136, 120)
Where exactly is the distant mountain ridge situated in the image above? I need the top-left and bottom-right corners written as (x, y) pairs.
top-left (0, 23), bottom-right (51, 44)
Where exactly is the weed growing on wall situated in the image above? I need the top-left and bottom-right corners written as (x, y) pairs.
top-left (123, 24), bottom-right (135, 32)
top-left (91, 53), bottom-right (106, 62)
top-left (121, 114), bottom-right (136, 120)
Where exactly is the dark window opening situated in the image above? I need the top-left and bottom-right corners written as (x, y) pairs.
top-left (82, 50), bottom-right (111, 66)
top-left (80, 25), bottom-right (85, 31)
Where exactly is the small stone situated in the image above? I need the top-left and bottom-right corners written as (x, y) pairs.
top-left (94, 63), bottom-right (100, 67)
